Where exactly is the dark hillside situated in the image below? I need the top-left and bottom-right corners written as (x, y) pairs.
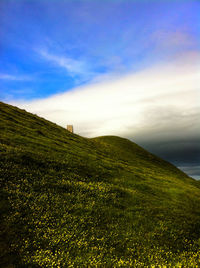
top-left (0, 101), bottom-right (200, 267)
top-left (92, 135), bottom-right (190, 178)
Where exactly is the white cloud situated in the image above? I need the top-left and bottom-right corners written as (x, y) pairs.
top-left (0, 74), bottom-right (32, 81)
top-left (152, 30), bottom-right (196, 49)
top-left (12, 55), bottom-right (200, 141)
top-left (38, 50), bottom-right (94, 80)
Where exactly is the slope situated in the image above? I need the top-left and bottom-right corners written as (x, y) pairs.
top-left (0, 101), bottom-right (200, 267)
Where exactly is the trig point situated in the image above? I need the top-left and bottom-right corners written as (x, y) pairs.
top-left (67, 125), bottom-right (73, 133)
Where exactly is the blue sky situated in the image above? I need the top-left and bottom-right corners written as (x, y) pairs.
top-left (0, 0), bottom-right (199, 100)
top-left (0, 0), bottom-right (200, 179)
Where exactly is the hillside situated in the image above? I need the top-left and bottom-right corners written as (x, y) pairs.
top-left (0, 101), bottom-right (200, 267)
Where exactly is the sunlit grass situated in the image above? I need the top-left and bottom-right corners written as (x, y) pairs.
top-left (0, 101), bottom-right (200, 267)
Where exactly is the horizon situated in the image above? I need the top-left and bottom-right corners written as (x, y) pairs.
top-left (0, 0), bottom-right (200, 179)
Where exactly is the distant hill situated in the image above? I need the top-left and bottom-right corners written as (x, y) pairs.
top-left (0, 101), bottom-right (200, 267)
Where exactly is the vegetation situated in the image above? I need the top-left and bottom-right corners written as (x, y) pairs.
top-left (0, 101), bottom-right (200, 267)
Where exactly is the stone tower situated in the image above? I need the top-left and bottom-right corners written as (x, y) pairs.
top-left (67, 125), bottom-right (73, 133)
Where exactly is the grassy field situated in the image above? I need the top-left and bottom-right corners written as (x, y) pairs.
top-left (0, 101), bottom-right (200, 267)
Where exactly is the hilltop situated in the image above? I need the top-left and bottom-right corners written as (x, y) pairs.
top-left (0, 101), bottom-right (200, 267)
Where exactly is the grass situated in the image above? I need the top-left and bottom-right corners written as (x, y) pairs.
top-left (0, 101), bottom-right (200, 267)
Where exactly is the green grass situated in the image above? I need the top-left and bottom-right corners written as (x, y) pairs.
top-left (0, 101), bottom-right (200, 267)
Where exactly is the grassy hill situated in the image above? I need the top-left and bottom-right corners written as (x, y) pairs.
top-left (0, 101), bottom-right (200, 267)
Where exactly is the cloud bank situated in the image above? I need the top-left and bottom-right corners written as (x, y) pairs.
top-left (13, 56), bottom-right (200, 178)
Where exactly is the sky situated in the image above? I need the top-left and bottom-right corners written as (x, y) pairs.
top-left (0, 0), bottom-right (200, 179)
